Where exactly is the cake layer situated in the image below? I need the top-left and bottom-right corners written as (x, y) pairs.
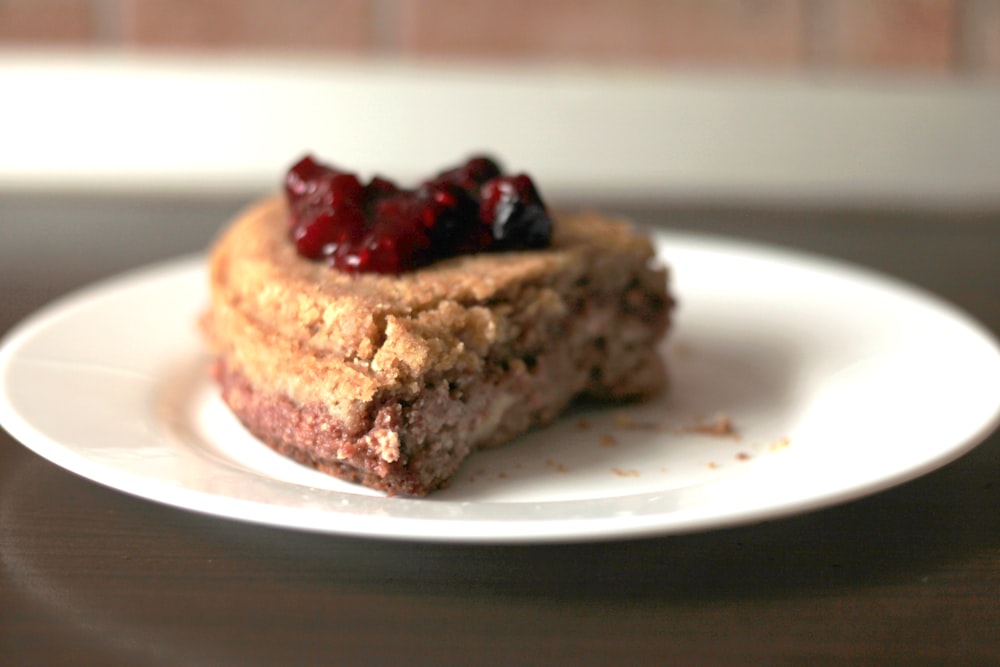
top-left (202, 195), bottom-right (673, 495)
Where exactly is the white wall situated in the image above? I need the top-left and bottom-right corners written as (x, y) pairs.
top-left (3, 53), bottom-right (999, 207)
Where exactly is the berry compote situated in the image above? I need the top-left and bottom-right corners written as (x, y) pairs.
top-left (284, 154), bottom-right (554, 274)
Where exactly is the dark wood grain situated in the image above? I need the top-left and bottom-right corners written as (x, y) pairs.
top-left (2, 194), bottom-right (998, 666)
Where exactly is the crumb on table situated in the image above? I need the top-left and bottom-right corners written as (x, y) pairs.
top-left (545, 458), bottom-right (569, 473)
top-left (613, 411), bottom-right (665, 430)
top-left (769, 437), bottom-right (791, 452)
top-left (684, 413), bottom-right (739, 439)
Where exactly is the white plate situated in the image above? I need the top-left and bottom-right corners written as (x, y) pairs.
top-left (2, 232), bottom-right (999, 543)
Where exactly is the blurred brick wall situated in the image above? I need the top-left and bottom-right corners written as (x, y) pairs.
top-left (1, 0), bottom-right (998, 75)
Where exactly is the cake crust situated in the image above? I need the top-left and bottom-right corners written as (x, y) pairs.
top-left (203, 195), bottom-right (672, 495)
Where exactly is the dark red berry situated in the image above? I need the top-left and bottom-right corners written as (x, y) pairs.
top-left (283, 154), bottom-right (552, 274)
top-left (285, 154), bottom-right (327, 199)
top-left (363, 176), bottom-right (400, 208)
top-left (346, 221), bottom-right (430, 274)
top-left (292, 208), bottom-right (363, 259)
top-left (479, 174), bottom-right (552, 249)
top-left (419, 182), bottom-right (488, 254)
top-left (432, 155), bottom-right (502, 192)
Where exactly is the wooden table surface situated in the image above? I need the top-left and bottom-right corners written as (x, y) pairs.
top-left (2, 194), bottom-right (998, 666)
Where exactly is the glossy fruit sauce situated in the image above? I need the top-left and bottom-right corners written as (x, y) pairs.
top-left (284, 154), bottom-right (553, 274)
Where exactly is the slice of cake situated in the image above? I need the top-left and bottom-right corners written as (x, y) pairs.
top-left (202, 155), bottom-right (673, 496)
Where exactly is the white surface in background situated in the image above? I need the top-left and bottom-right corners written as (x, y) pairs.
top-left (2, 53), bottom-right (1000, 205)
